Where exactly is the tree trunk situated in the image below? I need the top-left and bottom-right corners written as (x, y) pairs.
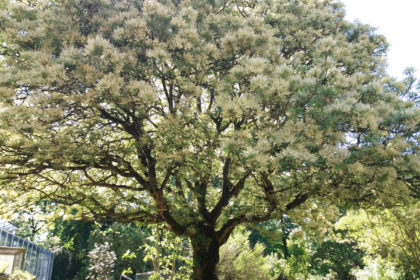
top-left (190, 233), bottom-right (220, 280)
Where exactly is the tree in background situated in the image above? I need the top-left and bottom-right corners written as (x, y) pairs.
top-left (7, 202), bottom-right (53, 243)
top-left (50, 220), bottom-right (94, 280)
top-left (217, 229), bottom-right (279, 280)
top-left (249, 217), bottom-right (298, 259)
top-left (89, 223), bottom-right (153, 279)
top-left (309, 231), bottom-right (364, 280)
top-left (137, 224), bottom-right (192, 280)
top-left (338, 201), bottom-right (420, 280)
top-left (248, 216), bottom-right (365, 280)
top-left (49, 221), bottom-right (154, 280)
top-left (0, 0), bottom-right (419, 279)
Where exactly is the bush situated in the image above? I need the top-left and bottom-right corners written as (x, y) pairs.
top-left (0, 271), bottom-right (35, 280)
top-left (218, 229), bottom-right (279, 280)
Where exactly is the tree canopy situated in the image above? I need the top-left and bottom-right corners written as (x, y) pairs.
top-left (338, 201), bottom-right (420, 279)
top-left (0, 0), bottom-right (419, 279)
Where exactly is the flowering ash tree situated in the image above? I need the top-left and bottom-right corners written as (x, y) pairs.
top-left (0, 0), bottom-right (419, 279)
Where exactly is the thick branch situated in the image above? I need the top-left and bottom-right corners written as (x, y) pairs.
top-left (196, 179), bottom-right (210, 220)
top-left (216, 191), bottom-right (310, 244)
top-left (95, 154), bottom-right (148, 187)
top-left (216, 212), bottom-right (273, 245)
top-left (210, 166), bottom-right (250, 224)
top-left (162, 78), bottom-right (175, 114)
top-left (261, 174), bottom-right (277, 211)
top-left (151, 189), bottom-right (186, 235)
top-left (285, 193), bottom-right (309, 210)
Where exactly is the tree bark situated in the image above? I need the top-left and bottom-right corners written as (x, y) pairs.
top-left (190, 231), bottom-right (220, 280)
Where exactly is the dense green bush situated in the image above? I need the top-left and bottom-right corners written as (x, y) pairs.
top-left (0, 271), bottom-right (34, 280)
top-left (218, 229), bottom-right (279, 280)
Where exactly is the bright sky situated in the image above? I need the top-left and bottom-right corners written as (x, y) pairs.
top-left (341, 0), bottom-right (420, 80)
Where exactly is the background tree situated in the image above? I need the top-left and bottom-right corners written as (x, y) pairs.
top-left (217, 229), bottom-right (279, 280)
top-left (338, 201), bottom-right (420, 280)
top-left (0, 0), bottom-right (419, 279)
top-left (6, 202), bottom-right (52, 242)
top-left (309, 231), bottom-right (364, 280)
top-left (49, 221), bottom-right (153, 280)
top-left (138, 224), bottom-right (192, 280)
top-left (50, 220), bottom-right (95, 280)
top-left (249, 217), bottom-right (298, 259)
top-left (248, 214), bottom-right (365, 280)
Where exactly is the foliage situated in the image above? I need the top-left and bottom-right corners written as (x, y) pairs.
top-left (140, 224), bottom-right (192, 280)
top-left (351, 256), bottom-right (402, 280)
top-left (8, 202), bottom-right (55, 243)
top-left (217, 229), bottom-right (279, 280)
top-left (0, 271), bottom-right (35, 280)
top-left (337, 201), bottom-right (420, 279)
top-left (50, 221), bottom-right (192, 279)
top-left (273, 230), bottom-right (313, 280)
top-left (89, 222), bottom-right (151, 278)
top-left (248, 217), bottom-right (298, 258)
top-left (249, 218), bottom-right (365, 280)
top-left (46, 219), bottom-right (153, 280)
top-left (8, 271), bottom-right (35, 280)
top-left (86, 242), bottom-right (117, 280)
top-left (0, 263), bottom-right (9, 276)
top-left (309, 233), bottom-right (364, 279)
top-left (49, 220), bottom-right (94, 280)
top-left (0, 0), bottom-right (419, 278)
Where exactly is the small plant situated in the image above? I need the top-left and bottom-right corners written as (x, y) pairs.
top-left (87, 242), bottom-right (117, 280)
top-left (9, 271), bottom-right (35, 280)
top-left (0, 270), bottom-right (35, 280)
top-left (0, 263), bottom-right (10, 280)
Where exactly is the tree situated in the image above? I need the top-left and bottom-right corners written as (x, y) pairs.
top-left (309, 233), bottom-right (365, 280)
top-left (0, 0), bottom-right (419, 279)
top-left (50, 220), bottom-right (95, 280)
top-left (138, 224), bottom-right (192, 279)
top-left (338, 201), bottom-right (420, 280)
top-left (49, 220), bottom-right (152, 280)
top-left (248, 217), bottom-right (365, 280)
top-left (217, 229), bottom-right (279, 280)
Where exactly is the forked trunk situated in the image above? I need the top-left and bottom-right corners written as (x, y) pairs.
top-left (190, 233), bottom-right (220, 280)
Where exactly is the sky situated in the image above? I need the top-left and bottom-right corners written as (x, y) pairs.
top-left (341, 0), bottom-right (420, 80)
